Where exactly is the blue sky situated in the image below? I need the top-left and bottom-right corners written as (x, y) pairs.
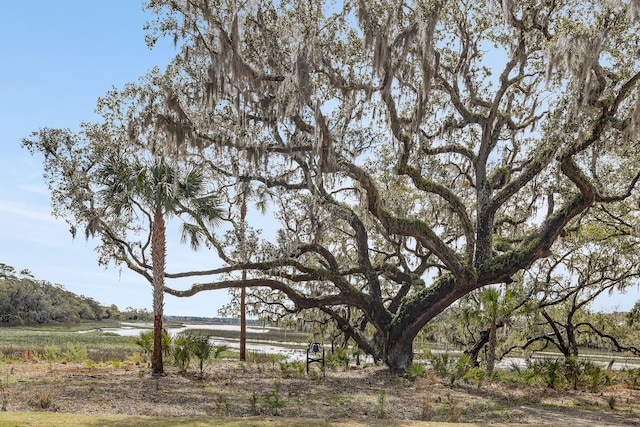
top-left (0, 1), bottom-right (636, 317)
top-left (0, 1), bottom-right (230, 317)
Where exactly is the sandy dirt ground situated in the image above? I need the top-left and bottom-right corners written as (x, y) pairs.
top-left (2, 361), bottom-right (640, 426)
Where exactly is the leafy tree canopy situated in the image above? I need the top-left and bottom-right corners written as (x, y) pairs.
top-left (26, 0), bottom-right (640, 372)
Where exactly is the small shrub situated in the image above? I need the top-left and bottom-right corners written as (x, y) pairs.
top-left (132, 331), bottom-right (153, 356)
top-left (375, 389), bottom-right (387, 419)
top-left (172, 334), bottom-right (192, 373)
top-left (247, 351), bottom-right (283, 364)
top-left (420, 394), bottom-right (434, 421)
top-left (63, 343), bottom-right (87, 362)
top-left (330, 348), bottom-right (350, 370)
top-left (564, 357), bottom-right (584, 391)
top-left (249, 392), bottom-right (259, 415)
top-left (212, 345), bottom-right (227, 360)
top-left (583, 362), bottom-right (608, 393)
top-left (214, 393), bottom-right (229, 416)
top-left (428, 352), bottom-right (473, 386)
top-left (280, 361), bottom-right (305, 378)
top-left (279, 361), bottom-right (292, 378)
top-left (445, 392), bottom-right (461, 422)
top-left (27, 389), bottom-right (56, 411)
top-left (262, 381), bottom-right (287, 415)
top-left (410, 363), bottom-right (426, 378)
top-left (528, 358), bottom-right (564, 388)
top-left (43, 346), bottom-right (60, 362)
top-left (162, 330), bottom-right (172, 359)
top-left (543, 359), bottom-right (563, 388)
top-left (464, 366), bottom-right (486, 389)
top-left (191, 335), bottom-right (213, 376)
top-left (508, 361), bottom-right (526, 381)
top-left (429, 352), bottom-right (450, 377)
top-left (628, 368), bottom-right (640, 388)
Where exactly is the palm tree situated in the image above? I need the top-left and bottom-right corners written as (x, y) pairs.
top-left (479, 287), bottom-right (500, 379)
top-left (478, 286), bottom-right (518, 379)
top-left (98, 155), bottom-right (222, 375)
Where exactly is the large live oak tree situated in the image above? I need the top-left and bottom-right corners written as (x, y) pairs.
top-left (26, 0), bottom-right (640, 373)
top-left (138, 0), bottom-right (640, 372)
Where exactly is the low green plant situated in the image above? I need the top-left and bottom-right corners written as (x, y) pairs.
top-left (509, 361), bottom-right (538, 385)
top-left (629, 368), bottom-right (640, 388)
top-left (162, 330), bottom-right (172, 359)
top-left (375, 389), bottom-right (387, 419)
top-left (429, 352), bottom-right (451, 377)
top-left (352, 347), bottom-right (362, 366)
top-left (247, 351), bottom-right (284, 364)
top-left (212, 345), bottom-right (227, 360)
top-left (445, 392), bottom-right (461, 422)
top-left (172, 334), bottom-right (192, 373)
top-left (564, 356), bottom-right (586, 391)
top-left (420, 394), bottom-right (433, 421)
top-left (27, 389), bottom-right (55, 411)
top-left (527, 358), bottom-right (563, 388)
top-left (214, 393), bottom-right (229, 416)
top-left (63, 343), bottom-right (87, 362)
top-left (583, 362), bottom-right (609, 393)
top-left (43, 345), bottom-right (61, 362)
top-left (132, 331), bottom-right (153, 356)
top-left (191, 335), bottom-right (213, 376)
top-left (464, 366), bottom-right (486, 389)
top-left (279, 361), bottom-right (292, 378)
top-left (428, 352), bottom-right (473, 386)
top-left (543, 359), bottom-right (563, 388)
top-left (410, 362), bottom-right (426, 378)
top-left (262, 381), bottom-right (287, 415)
top-left (332, 348), bottom-right (350, 369)
top-left (249, 392), bottom-right (259, 415)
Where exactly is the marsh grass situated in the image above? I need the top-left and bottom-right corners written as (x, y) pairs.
top-left (0, 323), bottom-right (138, 363)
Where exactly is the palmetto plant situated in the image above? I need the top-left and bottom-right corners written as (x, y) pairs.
top-left (191, 334), bottom-right (213, 376)
top-left (172, 334), bottom-right (192, 373)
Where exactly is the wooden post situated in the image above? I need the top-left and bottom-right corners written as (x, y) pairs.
top-left (240, 194), bottom-right (247, 362)
top-left (240, 271), bottom-right (247, 361)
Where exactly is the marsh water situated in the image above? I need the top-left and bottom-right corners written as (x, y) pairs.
top-left (81, 322), bottom-right (640, 369)
top-left (83, 322), bottom-right (311, 362)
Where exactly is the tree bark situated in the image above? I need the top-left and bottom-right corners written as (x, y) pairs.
top-left (240, 197), bottom-right (247, 362)
top-left (240, 275), bottom-right (247, 361)
top-left (151, 211), bottom-right (166, 375)
top-left (486, 319), bottom-right (497, 378)
top-left (384, 336), bottom-right (414, 374)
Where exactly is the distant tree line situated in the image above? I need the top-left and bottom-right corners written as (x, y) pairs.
top-left (0, 263), bottom-right (151, 324)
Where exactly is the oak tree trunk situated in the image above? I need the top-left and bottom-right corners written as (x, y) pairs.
top-left (384, 338), bottom-right (414, 374)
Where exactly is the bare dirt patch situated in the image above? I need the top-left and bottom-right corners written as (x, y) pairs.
top-left (2, 361), bottom-right (639, 426)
